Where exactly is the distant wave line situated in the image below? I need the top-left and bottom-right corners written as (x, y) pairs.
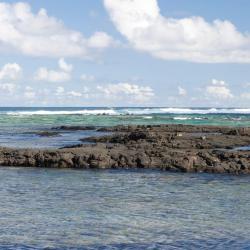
top-left (4, 107), bottom-right (250, 116)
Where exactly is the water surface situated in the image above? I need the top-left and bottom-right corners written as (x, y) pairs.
top-left (1, 107), bottom-right (250, 148)
top-left (0, 168), bottom-right (249, 249)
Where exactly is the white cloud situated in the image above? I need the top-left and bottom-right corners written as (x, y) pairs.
top-left (0, 83), bottom-right (17, 94)
top-left (55, 86), bottom-right (65, 96)
top-left (0, 2), bottom-right (115, 58)
top-left (178, 86), bottom-right (187, 96)
top-left (58, 58), bottom-right (73, 72)
top-left (67, 91), bottom-right (82, 97)
top-left (211, 79), bottom-right (226, 86)
top-left (35, 68), bottom-right (71, 83)
top-left (55, 86), bottom-right (83, 98)
top-left (97, 82), bottom-right (155, 103)
top-left (0, 63), bottom-right (22, 80)
top-left (34, 58), bottom-right (72, 82)
top-left (24, 86), bottom-right (36, 99)
top-left (104, 0), bottom-right (250, 63)
top-left (87, 32), bottom-right (116, 49)
top-left (205, 79), bottom-right (233, 99)
top-left (81, 74), bottom-right (95, 82)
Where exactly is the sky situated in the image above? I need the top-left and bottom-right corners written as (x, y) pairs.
top-left (0, 0), bottom-right (250, 107)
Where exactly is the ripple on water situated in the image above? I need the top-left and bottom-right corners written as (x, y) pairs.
top-left (0, 168), bottom-right (249, 249)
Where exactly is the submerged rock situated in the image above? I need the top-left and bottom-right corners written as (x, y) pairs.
top-left (52, 126), bottom-right (96, 131)
top-left (35, 131), bottom-right (61, 137)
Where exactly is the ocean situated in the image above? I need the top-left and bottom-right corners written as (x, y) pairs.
top-left (0, 168), bottom-right (249, 250)
top-left (0, 107), bottom-right (250, 249)
top-left (0, 107), bottom-right (250, 148)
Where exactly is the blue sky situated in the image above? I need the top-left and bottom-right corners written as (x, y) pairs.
top-left (0, 0), bottom-right (250, 107)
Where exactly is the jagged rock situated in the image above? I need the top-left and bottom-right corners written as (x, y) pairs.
top-left (0, 124), bottom-right (250, 174)
top-left (52, 126), bottom-right (96, 131)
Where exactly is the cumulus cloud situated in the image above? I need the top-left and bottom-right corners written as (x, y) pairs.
top-left (0, 2), bottom-right (115, 58)
top-left (34, 58), bottom-right (72, 82)
top-left (104, 0), bottom-right (250, 63)
top-left (55, 86), bottom-right (85, 98)
top-left (24, 86), bottom-right (36, 99)
top-left (211, 79), bottom-right (227, 86)
top-left (0, 83), bottom-right (17, 94)
top-left (205, 79), bottom-right (233, 99)
top-left (67, 91), bottom-right (82, 97)
top-left (178, 86), bottom-right (187, 96)
top-left (0, 63), bottom-right (22, 80)
top-left (81, 74), bottom-right (95, 82)
top-left (97, 82), bottom-right (154, 103)
top-left (88, 32), bottom-right (116, 49)
top-left (55, 86), bottom-right (65, 95)
top-left (58, 58), bottom-right (73, 72)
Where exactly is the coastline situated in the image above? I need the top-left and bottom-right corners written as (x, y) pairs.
top-left (0, 124), bottom-right (250, 174)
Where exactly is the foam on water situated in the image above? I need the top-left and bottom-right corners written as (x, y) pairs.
top-left (143, 116), bottom-right (153, 119)
top-left (173, 117), bottom-right (191, 120)
top-left (6, 109), bottom-right (118, 116)
top-left (4, 107), bottom-right (250, 116)
top-left (159, 107), bottom-right (250, 114)
top-left (0, 108), bottom-right (249, 143)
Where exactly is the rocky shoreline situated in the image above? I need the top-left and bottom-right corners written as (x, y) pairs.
top-left (0, 124), bottom-right (250, 174)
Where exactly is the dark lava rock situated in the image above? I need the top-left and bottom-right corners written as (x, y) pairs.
top-left (128, 131), bottom-right (148, 141)
top-left (0, 124), bottom-right (250, 174)
top-left (52, 126), bottom-right (96, 131)
top-left (35, 131), bottom-right (61, 137)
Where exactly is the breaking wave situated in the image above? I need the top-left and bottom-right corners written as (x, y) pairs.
top-left (4, 107), bottom-right (250, 116)
top-left (6, 109), bottom-right (118, 116)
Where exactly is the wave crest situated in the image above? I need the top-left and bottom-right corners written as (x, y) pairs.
top-left (4, 107), bottom-right (250, 116)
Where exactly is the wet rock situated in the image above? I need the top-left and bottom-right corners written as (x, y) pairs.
top-left (52, 126), bottom-right (96, 131)
top-left (0, 124), bottom-right (250, 174)
top-left (35, 131), bottom-right (61, 137)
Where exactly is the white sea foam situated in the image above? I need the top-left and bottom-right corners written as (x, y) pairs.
top-left (194, 117), bottom-right (204, 120)
top-left (159, 108), bottom-right (218, 114)
top-left (4, 107), bottom-right (250, 116)
top-left (6, 109), bottom-right (118, 116)
top-left (173, 117), bottom-right (191, 120)
top-left (121, 107), bottom-right (250, 115)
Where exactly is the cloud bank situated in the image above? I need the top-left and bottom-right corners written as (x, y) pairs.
top-left (104, 0), bottom-right (250, 63)
top-left (0, 63), bottom-right (22, 80)
top-left (97, 83), bottom-right (155, 103)
top-left (34, 58), bottom-right (73, 82)
top-left (0, 2), bottom-right (115, 58)
top-left (205, 79), bottom-right (233, 99)
top-left (0, 63), bottom-right (21, 97)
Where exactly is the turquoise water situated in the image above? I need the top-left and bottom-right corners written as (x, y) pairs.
top-left (0, 168), bottom-right (249, 249)
top-left (0, 107), bottom-right (250, 148)
top-left (0, 109), bottom-right (250, 249)
top-left (1, 107), bottom-right (250, 127)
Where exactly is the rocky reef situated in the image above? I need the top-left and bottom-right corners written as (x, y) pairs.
top-left (0, 124), bottom-right (250, 174)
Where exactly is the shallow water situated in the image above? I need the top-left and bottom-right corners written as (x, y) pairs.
top-left (2, 107), bottom-right (250, 128)
top-left (0, 129), bottom-right (107, 149)
top-left (0, 168), bottom-right (249, 249)
top-left (233, 145), bottom-right (250, 151)
top-left (0, 107), bottom-right (250, 148)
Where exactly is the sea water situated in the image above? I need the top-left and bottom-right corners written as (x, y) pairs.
top-left (0, 108), bottom-right (250, 249)
top-left (0, 107), bottom-right (250, 148)
top-left (0, 168), bottom-right (249, 249)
